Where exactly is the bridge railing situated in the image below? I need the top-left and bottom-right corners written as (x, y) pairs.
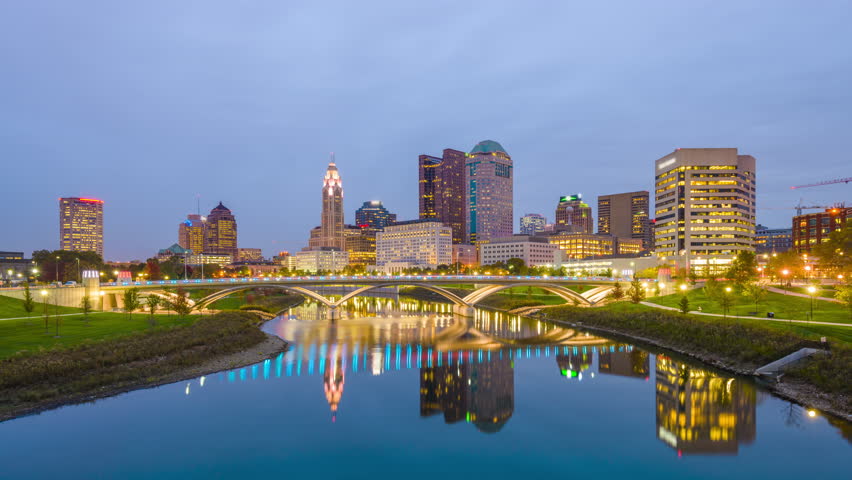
top-left (95, 274), bottom-right (638, 288)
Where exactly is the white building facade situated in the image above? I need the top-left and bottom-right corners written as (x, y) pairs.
top-left (479, 235), bottom-right (560, 267)
top-left (295, 248), bottom-right (349, 273)
top-left (376, 220), bottom-right (452, 272)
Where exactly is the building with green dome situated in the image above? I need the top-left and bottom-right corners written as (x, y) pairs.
top-left (466, 140), bottom-right (513, 244)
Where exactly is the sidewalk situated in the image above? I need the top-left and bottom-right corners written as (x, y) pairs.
top-left (765, 286), bottom-right (840, 303)
top-left (640, 301), bottom-right (852, 328)
top-left (0, 311), bottom-right (107, 322)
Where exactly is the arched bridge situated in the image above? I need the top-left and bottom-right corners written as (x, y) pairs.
top-left (13, 275), bottom-right (624, 318)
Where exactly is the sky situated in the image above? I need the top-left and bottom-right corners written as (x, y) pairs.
top-left (1, 0), bottom-right (851, 261)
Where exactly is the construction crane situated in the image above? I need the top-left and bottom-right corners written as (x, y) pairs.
top-left (759, 204), bottom-right (829, 216)
top-left (791, 177), bottom-right (852, 190)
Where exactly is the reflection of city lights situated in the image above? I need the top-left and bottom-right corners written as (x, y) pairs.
top-left (808, 409), bottom-right (817, 418)
top-left (200, 376), bottom-right (205, 387)
top-left (185, 383), bottom-right (190, 395)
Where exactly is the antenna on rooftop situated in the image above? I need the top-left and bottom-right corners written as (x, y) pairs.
top-left (330, 152), bottom-right (335, 164)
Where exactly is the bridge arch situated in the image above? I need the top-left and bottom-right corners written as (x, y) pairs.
top-left (334, 283), bottom-right (468, 308)
top-left (194, 285), bottom-right (335, 309)
top-left (463, 283), bottom-right (593, 307)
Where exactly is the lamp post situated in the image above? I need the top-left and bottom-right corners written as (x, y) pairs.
top-left (807, 285), bottom-right (817, 323)
top-left (723, 286), bottom-right (732, 320)
top-left (781, 269), bottom-right (789, 291)
top-left (40, 289), bottom-right (49, 333)
top-left (55, 255), bottom-right (60, 283)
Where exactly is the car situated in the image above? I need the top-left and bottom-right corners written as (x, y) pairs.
top-left (64, 281), bottom-right (77, 286)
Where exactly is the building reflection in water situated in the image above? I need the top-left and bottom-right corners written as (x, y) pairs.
top-left (655, 355), bottom-right (756, 455)
top-left (188, 299), bottom-right (766, 448)
top-left (420, 355), bottom-right (514, 433)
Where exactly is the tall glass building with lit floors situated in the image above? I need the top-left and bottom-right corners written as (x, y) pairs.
top-left (654, 148), bottom-right (756, 275)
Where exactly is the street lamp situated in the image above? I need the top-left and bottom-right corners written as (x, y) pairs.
top-left (680, 284), bottom-right (688, 292)
top-left (723, 286), bottom-right (732, 319)
top-left (807, 285), bottom-right (817, 322)
top-left (40, 289), bottom-right (49, 333)
top-left (781, 269), bottom-right (790, 290)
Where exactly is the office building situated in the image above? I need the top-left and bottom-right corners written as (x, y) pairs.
top-left (157, 243), bottom-right (192, 261)
top-left (755, 225), bottom-right (793, 254)
top-left (654, 148), bottom-right (756, 274)
top-left (236, 248), bottom-right (264, 262)
top-left (419, 148), bottom-right (466, 244)
top-left (792, 206), bottom-right (850, 253)
top-left (598, 349), bottom-right (649, 379)
top-left (479, 235), bottom-right (560, 267)
top-left (178, 214), bottom-right (205, 253)
top-left (519, 213), bottom-right (546, 235)
top-left (0, 251), bottom-right (33, 284)
top-left (355, 201), bottom-right (397, 229)
top-left (548, 232), bottom-right (642, 260)
top-left (555, 194), bottom-right (593, 233)
top-left (598, 191), bottom-right (652, 250)
top-left (345, 225), bottom-right (378, 267)
top-left (310, 161), bottom-right (346, 250)
top-left (376, 220), bottom-right (452, 272)
top-left (205, 202), bottom-right (238, 257)
top-left (59, 197), bottom-right (104, 257)
top-left (466, 140), bottom-right (513, 244)
top-left (453, 244), bottom-right (478, 269)
top-left (295, 248), bottom-right (349, 273)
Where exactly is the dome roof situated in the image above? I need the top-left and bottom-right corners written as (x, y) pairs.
top-left (470, 140), bottom-right (507, 155)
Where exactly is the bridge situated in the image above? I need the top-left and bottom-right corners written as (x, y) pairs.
top-left (0, 274), bottom-right (626, 319)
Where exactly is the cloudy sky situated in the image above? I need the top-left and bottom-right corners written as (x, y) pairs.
top-left (2, 1), bottom-right (850, 260)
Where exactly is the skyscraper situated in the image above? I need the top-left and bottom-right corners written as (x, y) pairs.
top-left (311, 160), bottom-right (345, 251)
top-left (419, 148), bottom-right (466, 244)
top-left (178, 214), bottom-right (205, 253)
top-left (654, 148), bottom-right (756, 274)
top-left (466, 140), bottom-right (513, 244)
top-left (519, 213), bottom-right (546, 235)
top-left (59, 197), bottom-right (104, 257)
top-left (554, 194), bottom-right (593, 233)
top-left (205, 202), bottom-right (238, 257)
top-left (597, 191), bottom-right (652, 250)
top-left (354, 200), bottom-right (397, 229)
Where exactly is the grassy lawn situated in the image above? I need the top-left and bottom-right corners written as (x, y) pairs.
top-left (0, 295), bottom-right (82, 319)
top-left (649, 287), bottom-right (852, 324)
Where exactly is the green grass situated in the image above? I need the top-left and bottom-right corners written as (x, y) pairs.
top-left (0, 310), bottom-right (202, 359)
top-left (0, 295), bottom-right (82, 319)
top-left (0, 311), bottom-right (270, 419)
top-left (649, 287), bottom-right (852, 324)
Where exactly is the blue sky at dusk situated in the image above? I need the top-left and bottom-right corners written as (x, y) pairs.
top-left (1, 1), bottom-right (850, 260)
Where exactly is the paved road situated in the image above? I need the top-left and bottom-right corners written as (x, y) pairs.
top-left (640, 301), bottom-right (852, 328)
top-left (765, 286), bottom-right (840, 303)
top-left (0, 312), bottom-right (107, 322)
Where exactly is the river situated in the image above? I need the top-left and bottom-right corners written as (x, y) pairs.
top-left (0, 298), bottom-right (848, 479)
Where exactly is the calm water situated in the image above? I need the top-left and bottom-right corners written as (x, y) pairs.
top-left (0, 298), bottom-right (849, 479)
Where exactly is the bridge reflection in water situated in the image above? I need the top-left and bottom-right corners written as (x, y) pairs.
top-left (189, 301), bottom-right (757, 453)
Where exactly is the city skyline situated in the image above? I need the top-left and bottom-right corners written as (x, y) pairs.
top-left (2, 2), bottom-right (850, 260)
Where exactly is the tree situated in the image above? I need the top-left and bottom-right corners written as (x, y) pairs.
top-left (507, 258), bottom-right (527, 276)
top-left (609, 281), bottom-right (625, 301)
top-left (145, 295), bottom-right (162, 326)
top-left (687, 269), bottom-right (698, 286)
top-left (718, 289), bottom-right (735, 319)
top-left (22, 283), bottom-right (35, 319)
top-left (704, 275), bottom-right (721, 301)
top-left (726, 251), bottom-right (758, 286)
top-left (627, 277), bottom-right (646, 304)
top-left (122, 288), bottom-right (140, 320)
top-left (813, 227), bottom-right (851, 276)
top-left (678, 295), bottom-right (690, 314)
top-left (144, 258), bottom-right (162, 280)
top-left (169, 288), bottom-right (193, 320)
top-left (80, 295), bottom-right (92, 323)
top-left (835, 285), bottom-right (852, 320)
top-left (743, 282), bottom-right (768, 313)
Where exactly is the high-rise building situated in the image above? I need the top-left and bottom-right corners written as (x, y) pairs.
top-left (344, 225), bottom-right (378, 267)
top-left (295, 248), bottom-right (349, 273)
top-left (755, 225), bottom-right (793, 254)
top-left (597, 191), bottom-right (652, 250)
top-left (376, 220), bottom-right (452, 272)
top-left (205, 202), bottom-right (238, 257)
top-left (311, 161), bottom-right (345, 251)
top-left (466, 140), bottom-right (513, 244)
top-left (654, 148), bottom-right (756, 274)
top-left (354, 201), bottom-right (397, 229)
top-left (792, 206), bottom-right (850, 253)
top-left (236, 248), bottom-right (264, 262)
top-left (419, 148), bottom-right (466, 244)
top-left (178, 214), bottom-right (205, 253)
top-left (59, 197), bottom-right (104, 257)
top-left (555, 194), bottom-right (593, 233)
top-left (519, 213), bottom-right (546, 235)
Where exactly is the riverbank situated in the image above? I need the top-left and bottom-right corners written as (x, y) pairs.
top-left (0, 311), bottom-right (288, 422)
top-left (533, 304), bottom-right (851, 421)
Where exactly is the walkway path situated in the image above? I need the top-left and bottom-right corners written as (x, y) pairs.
top-left (766, 286), bottom-right (840, 303)
top-left (640, 301), bottom-right (852, 328)
top-left (0, 312), bottom-right (107, 322)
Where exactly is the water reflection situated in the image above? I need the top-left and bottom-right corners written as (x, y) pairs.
top-left (655, 355), bottom-right (756, 455)
top-left (199, 300), bottom-right (766, 453)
